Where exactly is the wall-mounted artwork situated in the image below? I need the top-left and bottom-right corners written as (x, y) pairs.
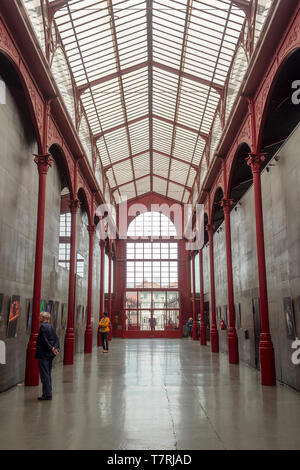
top-left (7, 295), bottom-right (20, 338)
top-left (51, 301), bottom-right (59, 331)
top-left (223, 305), bottom-right (228, 325)
top-left (235, 303), bottom-right (241, 329)
top-left (0, 293), bottom-right (4, 324)
top-left (283, 297), bottom-right (296, 340)
top-left (82, 306), bottom-right (87, 326)
top-left (61, 303), bottom-right (67, 330)
top-left (26, 299), bottom-right (32, 333)
top-left (76, 305), bottom-right (81, 328)
top-left (40, 299), bottom-right (47, 312)
top-left (47, 300), bottom-right (53, 314)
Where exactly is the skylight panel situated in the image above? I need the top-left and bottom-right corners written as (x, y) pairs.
top-left (113, 160), bottom-right (134, 186)
top-left (129, 120), bottom-right (150, 154)
top-left (136, 176), bottom-right (151, 196)
top-left (193, 139), bottom-right (205, 166)
top-left (153, 152), bottom-right (170, 178)
top-left (169, 160), bottom-right (189, 184)
top-left (105, 127), bottom-right (130, 162)
top-left (97, 138), bottom-right (111, 167)
top-left (119, 182), bottom-right (136, 201)
top-left (173, 128), bottom-right (198, 162)
top-left (153, 176), bottom-right (167, 197)
top-left (168, 182), bottom-right (184, 202)
top-left (133, 153), bottom-right (150, 178)
top-left (187, 167), bottom-right (197, 187)
top-left (153, 119), bottom-right (173, 156)
top-left (106, 168), bottom-right (117, 188)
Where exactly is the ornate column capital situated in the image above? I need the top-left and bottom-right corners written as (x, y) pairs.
top-left (206, 224), bottom-right (215, 234)
top-left (87, 224), bottom-right (96, 236)
top-left (247, 153), bottom-right (266, 174)
top-left (69, 199), bottom-right (80, 213)
top-left (99, 240), bottom-right (106, 249)
top-left (34, 153), bottom-right (53, 175)
top-left (220, 198), bottom-right (234, 214)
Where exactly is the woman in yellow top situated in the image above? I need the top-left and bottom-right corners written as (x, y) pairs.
top-left (99, 312), bottom-right (111, 353)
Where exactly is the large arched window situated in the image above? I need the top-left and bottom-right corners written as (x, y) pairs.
top-left (127, 211), bottom-right (177, 238)
top-left (126, 212), bottom-right (178, 289)
top-left (124, 212), bottom-right (180, 334)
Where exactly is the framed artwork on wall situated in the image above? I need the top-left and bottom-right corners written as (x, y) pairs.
top-left (0, 293), bottom-right (4, 324)
top-left (61, 303), bottom-right (67, 330)
top-left (7, 295), bottom-right (20, 338)
top-left (51, 301), bottom-right (59, 331)
top-left (47, 300), bottom-right (53, 314)
top-left (82, 306), bottom-right (86, 326)
top-left (75, 305), bottom-right (81, 328)
top-left (223, 305), bottom-right (228, 326)
top-left (235, 303), bottom-right (241, 330)
top-left (283, 297), bottom-right (296, 340)
top-left (40, 299), bottom-right (47, 312)
top-left (26, 299), bottom-right (32, 333)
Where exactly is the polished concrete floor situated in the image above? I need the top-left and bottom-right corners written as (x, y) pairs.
top-left (0, 338), bottom-right (300, 450)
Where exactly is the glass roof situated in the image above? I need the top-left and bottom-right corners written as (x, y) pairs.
top-left (25, 0), bottom-right (266, 203)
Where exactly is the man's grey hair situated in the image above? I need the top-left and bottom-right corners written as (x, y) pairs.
top-left (40, 311), bottom-right (51, 322)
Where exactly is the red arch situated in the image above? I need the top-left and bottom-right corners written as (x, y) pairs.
top-left (0, 48), bottom-right (43, 153)
top-left (225, 142), bottom-right (252, 200)
top-left (77, 186), bottom-right (92, 225)
top-left (209, 185), bottom-right (224, 224)
top-left (49, 143), bottom-right (75, 200)
top-left (256, 45), bottom-right (300, 152)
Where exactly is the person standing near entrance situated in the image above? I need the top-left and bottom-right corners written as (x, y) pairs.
top-left (99, 312), bottom-right (111, 353)
top-left (35, 312), bottom-right (60, 401)
top-left (186, 317), bottom-right (193, 339)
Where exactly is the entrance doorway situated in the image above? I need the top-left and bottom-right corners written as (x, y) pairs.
top-left (124, 290), bottom-right (181, 338)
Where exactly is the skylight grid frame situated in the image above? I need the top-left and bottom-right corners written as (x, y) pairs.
top-left (133, 153), bottom-right (151, 178)
top-left (153, 176), bottom-right (168, 197)
top-left (51, 0), bottom-right (250, 203)
top-left (180, 0), bottom-right (245, 196)
top-left (153, 152), bottom-right (170, 177)
top-left (152, 70), bottom-right (178, 122)
top-left (153, 119), bottom-right (173, 156)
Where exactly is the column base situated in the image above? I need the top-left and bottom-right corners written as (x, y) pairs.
top-left (211, 326), bottom-right (219, 353)
top-left (84, 327), bottom-right (93, 354)
top-left (64, 329), bottom-right (75, 365)
top-left (260, 333), bottom-right (276, 386)
top-left (228, 327), bottom-right (239, 364)
top-left (25, 335), bottom-right (39, 386)
top-left (200, 324), bottom-right (206, 346)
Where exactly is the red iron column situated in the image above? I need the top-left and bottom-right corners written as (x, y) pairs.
top-left (247, 153), bottom-right (276, 385)
top-left (108, 251), bottom-right (112, 341)
top-left (199, 248), bottom-right (206, 346)
top-left (84, 224), bottom-right (96, 353)
top-left (97, 240), bottom-right (105, 346)
top-left (64, 199), bottom-right (80, 365)
top-left (25, 154), bottom-right (52, 386)
top-left (221, 198), bottom-right (239, 364)
top-left (206, 224), bottom-right (219, 353)
top-left (191, 252), bottom-right (198, 340)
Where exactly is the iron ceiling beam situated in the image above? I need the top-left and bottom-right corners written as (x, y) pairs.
top-left (147, 0), bottom-right (153, 192)
top-left (107, 0), bottom-right (138, 198)
top-left (166, 0), bottom-right (193, 199)
top-left (92, 113), bottom-right (208, 142)
top-left (103, 148), bottom-right (198, 172)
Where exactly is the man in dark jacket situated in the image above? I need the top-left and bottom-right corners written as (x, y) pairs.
top-left (35, 311), bottom-right (60, 401)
